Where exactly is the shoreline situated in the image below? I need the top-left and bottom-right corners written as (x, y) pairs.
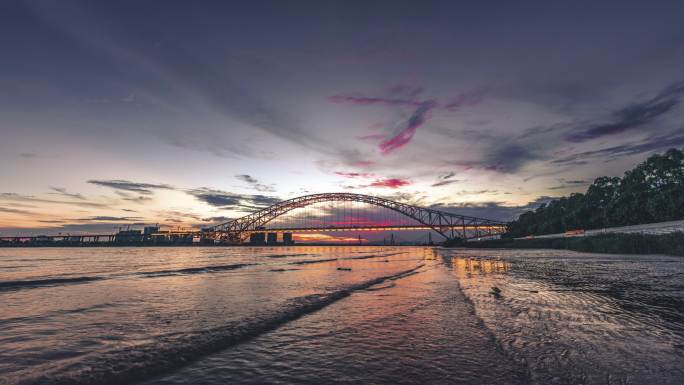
top-left (0, 243), bottom-right (428, 248)
top-left (457, 232), bottom-right (684, 257)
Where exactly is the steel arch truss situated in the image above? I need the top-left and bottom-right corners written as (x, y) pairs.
top-left (205, 193), bottom-right (507, 242)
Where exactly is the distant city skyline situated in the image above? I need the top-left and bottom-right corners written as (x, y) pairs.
top-left (2, 1), bottom-right (684, 237)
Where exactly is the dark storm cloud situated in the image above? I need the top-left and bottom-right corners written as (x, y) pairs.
top-left (87, 180), bottom-right (174, 195)
top-left (235, 174), bottom-right (275, 192)
top-left (431, 196), bottom-right (558, 222)
top-left (187, 188), bottom-right (280, 212)
top-left (553, 129), bottom-right (684, 165)
top-left (566, 81), bottom-right (684, 142)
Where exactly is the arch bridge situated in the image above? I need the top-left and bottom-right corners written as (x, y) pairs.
top-left (204, 193), bottom-right (508, 243)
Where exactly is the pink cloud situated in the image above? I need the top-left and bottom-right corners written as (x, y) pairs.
top-left (378, 101), bottom-right (437, 155)
top-left (369, 178), bottom-right (412, 188)
top-left (329, 86), bottom-right (487, 155)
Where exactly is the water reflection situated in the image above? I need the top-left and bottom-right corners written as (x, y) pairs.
top-left (1, 247), bottom-right (682, 385)
top-left (452, 257), bottom-right (510, 274)
top-left (441, 250), bottom-right (684, 385)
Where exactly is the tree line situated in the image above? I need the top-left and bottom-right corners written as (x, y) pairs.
top-left (506, 148), bottom-right (684, 237)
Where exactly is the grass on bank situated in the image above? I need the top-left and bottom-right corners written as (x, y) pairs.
top-left (448, 232), bottom-right (684, 257)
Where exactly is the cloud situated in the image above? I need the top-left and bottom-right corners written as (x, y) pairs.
top-left (202, 216), bottom-right (232, 223)
top-left (77, 216), bottom-right (143, 222)
top-left (351, 160), bottom-right (375, 168)
top-left (443, 88), bottom-right (488, 110)
top-left (330, 86), bottom-right (485, 155)
top-left (430, 196), bottom-right (558, 221)
top-left (379, 101), bottom-right (438, 155)
top-left (482, 144), bottom-right (543, 173)
top-left (548, 179), bottom-right (589, 190)
top-left (235, 174), bottom-right (258, 184)
top-left (0, 206), bottom-right (33, 214)
top-left (235, 174), bottom-right (275, 192)
top-left (49, 187), bottom-right (85, 200)
top-left (19, 153), bottom-right (36, 159)
top-left (431, 171), bottom-right (459, 187)
top-left (356, 133), bottom-right (387, 141)
top-left (188, 189), bottom-right (241, 207)
top-left (328, 95), bottom-right (424, 107)
top-left (553, 129), bottom-right (684, 165)
top-left (369, 178), bottom-right (412, 189)
top-left (566, 81), bottom-right (684, 142)
top-left (454, 189), bottom-right (499, 195)
top-left (0, 192), bottom-right (109, 208)
top-left (431, 180), bottom-right (459, 187)
top-left (334, 171), bottom-right (376, 178)
top-left (450, 144), bottom-right (543, 173)
top-left (87, 180), bottom-right (174, 195)
top-left (187, 188), bottom-right (280, 211)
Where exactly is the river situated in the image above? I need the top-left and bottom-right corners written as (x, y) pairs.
top-left (0, 246), bottom-right (682, 385)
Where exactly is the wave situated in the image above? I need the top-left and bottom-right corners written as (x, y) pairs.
top-left (13, 265), bottom-right (424, 385)
top-left (343, 252), bottom-right (404, 261)
top-left (262, 253), bottom-right (316, 259)
top-left (0, 276), bottom-right (103, 291)
top-left (288, 258), bottom-right (339, 265)
top-left (138, 263), bottom-right (254, 277)
top-left (0, 303), bottom-right (116, 326)
top-left (285, 252), bottom-right (404, 266)
top-left (0, 263), bottom-right (256, 292)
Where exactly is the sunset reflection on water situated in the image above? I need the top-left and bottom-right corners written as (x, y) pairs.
top-left (1, 247), bottom-right (682, 385)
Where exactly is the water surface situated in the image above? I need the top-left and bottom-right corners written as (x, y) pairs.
top-left (0, 246), bottom-right (681, 385)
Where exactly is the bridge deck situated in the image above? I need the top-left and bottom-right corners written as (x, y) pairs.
top-left (248, 225), bottom-right (506, 233)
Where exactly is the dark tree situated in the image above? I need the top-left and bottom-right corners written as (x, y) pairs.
top-left (506, 148), bottom-right (684, 237)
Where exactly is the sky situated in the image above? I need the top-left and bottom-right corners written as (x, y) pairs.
top-left (1, 0), bottom-right (684, 237)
